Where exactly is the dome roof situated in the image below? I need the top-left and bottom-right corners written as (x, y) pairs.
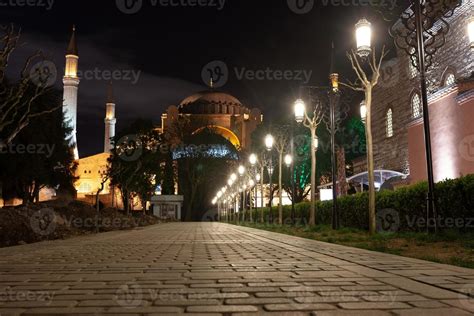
top-left (180, 90), bottom-right (242, 107)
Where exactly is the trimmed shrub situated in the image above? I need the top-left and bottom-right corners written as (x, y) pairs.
top-left (249, 175), bottom-right (474, 232)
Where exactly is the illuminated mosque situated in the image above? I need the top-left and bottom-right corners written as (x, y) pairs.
top-left (61, 28), bottom-right (262, 207)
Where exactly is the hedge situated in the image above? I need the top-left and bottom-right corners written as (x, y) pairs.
top-left (248, 174), bottom-right (474, 232)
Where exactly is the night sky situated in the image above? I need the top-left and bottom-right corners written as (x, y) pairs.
top-left (1, 0), bottom-right (397, 157)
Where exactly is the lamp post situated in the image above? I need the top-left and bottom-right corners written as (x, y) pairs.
top-left (256, 172), bottom-right (262, 222)
top-left (248, 179), bottom-right (255, 222)
top-left (238, 165), bottom-right (246, 221)
top-left (284, 154), bottom-right (293, 225)
top-left (265, 134), bottom-right (275, 223)
top-left (249, 153), bottom-right (258, 222)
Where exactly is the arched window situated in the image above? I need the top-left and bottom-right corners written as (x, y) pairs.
top-left (412, 93), bottom-right (422, 119)
top-left (386, 109), bottom-right (394, 138)
top-left (444, 73), bottom-right (455, 86)
top-left (408, 48), bottom-right (418, 79)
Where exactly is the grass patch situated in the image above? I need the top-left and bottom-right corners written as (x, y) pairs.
top-left (236, 222), bottom-right (474, 269)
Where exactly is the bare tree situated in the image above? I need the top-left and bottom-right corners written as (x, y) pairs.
top-left (0, 25), bottom-right (60, 145)
top-left (299, 98), bottom-right (325, 226)
top-left (273, 125), bottom-right (290, 225)
top-left (342, 47), bottom-right (388, 234)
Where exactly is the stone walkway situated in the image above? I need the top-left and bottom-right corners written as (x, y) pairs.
top-left (0, 222), bottom-right (473, 315)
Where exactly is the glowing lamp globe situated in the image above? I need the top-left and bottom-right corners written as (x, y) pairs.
top-left (294, 99), bottom-right (306, 123)
top-left (265, 134), bottom-right (274, 151)
top-left (355, 18), bottom-right (372, 58)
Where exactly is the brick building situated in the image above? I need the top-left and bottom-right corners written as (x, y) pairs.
top-left (370, 0), bottom-right (473, 183)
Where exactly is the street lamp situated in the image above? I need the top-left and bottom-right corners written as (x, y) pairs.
top-left (355, 18), bottom-right (372, 58)
top-left (469, 18), bottom-right (474, 49)
top-left (264, 134), bottom-right (275, 223)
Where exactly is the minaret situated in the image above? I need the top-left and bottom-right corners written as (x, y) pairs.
top-left (104, 81), bottom-right (116, 153)
top-left (63, 25), bottom-right (80, 160)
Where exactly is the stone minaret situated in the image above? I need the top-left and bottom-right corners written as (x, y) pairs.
top-left (63, 26), bottom-right (80, 160)
top-left (104, 82), bottom-right (116, 153)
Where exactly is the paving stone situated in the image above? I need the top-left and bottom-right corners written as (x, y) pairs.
top-left (0, 222), bottom-right (472, 314)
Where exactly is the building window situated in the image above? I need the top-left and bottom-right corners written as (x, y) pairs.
top-left (412, 93), bottom-right (422, 119)
top-left (386, 108), bottom-right (394, 138)
top-left (444, 73), bottom-right (455, 86)
top-left (408, 48), bottom-right (418, 79)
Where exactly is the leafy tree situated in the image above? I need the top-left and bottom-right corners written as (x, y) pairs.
top-left (108, 119), bottom-right (163, 214)
top-left (0, 89), bottom-right (77, 204)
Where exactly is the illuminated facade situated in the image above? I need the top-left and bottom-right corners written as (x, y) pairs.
top-left (370, 1), bottom-right (474, 184)
top-left (160, 90), bottom-right (263, 150)
top-left (63, 26), bottom-right (80, 160)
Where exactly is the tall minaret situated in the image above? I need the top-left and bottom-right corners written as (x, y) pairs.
top-left (63, 25), bottom-right (80, 160)
top-left (104, 81), bottom-right (116, 153)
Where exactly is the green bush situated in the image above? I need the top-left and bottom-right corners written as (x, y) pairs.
top-left (250, 174), bottom-right (474, 232)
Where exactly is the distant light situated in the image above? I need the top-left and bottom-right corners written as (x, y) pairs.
top-left (355, 18), bottom-right (372, 58)
top-left (231, 173), bottom-right (237, 181)
top-left (469, 18), bottom-right (474, 49)
top-left (284, 154), bottom-right (293, 167)
top-left (249, 179), bottom-right (255, 187)
top-left (256, 173), bottom-right (261, 182)
top-left (360, 101), bottom-right (367, 123)
top-left (313, 136), bottom-right (319, 150)
top-left (249, 153), bottom-right (258, 165)
top-left (238, 165), bottom-right (246, 176)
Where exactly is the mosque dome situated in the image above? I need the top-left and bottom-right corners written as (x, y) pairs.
top-left (178, 90), bottom-right (246, 115)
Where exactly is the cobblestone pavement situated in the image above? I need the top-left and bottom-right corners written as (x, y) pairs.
top-left (0, 223), bottom-right (473, 315)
